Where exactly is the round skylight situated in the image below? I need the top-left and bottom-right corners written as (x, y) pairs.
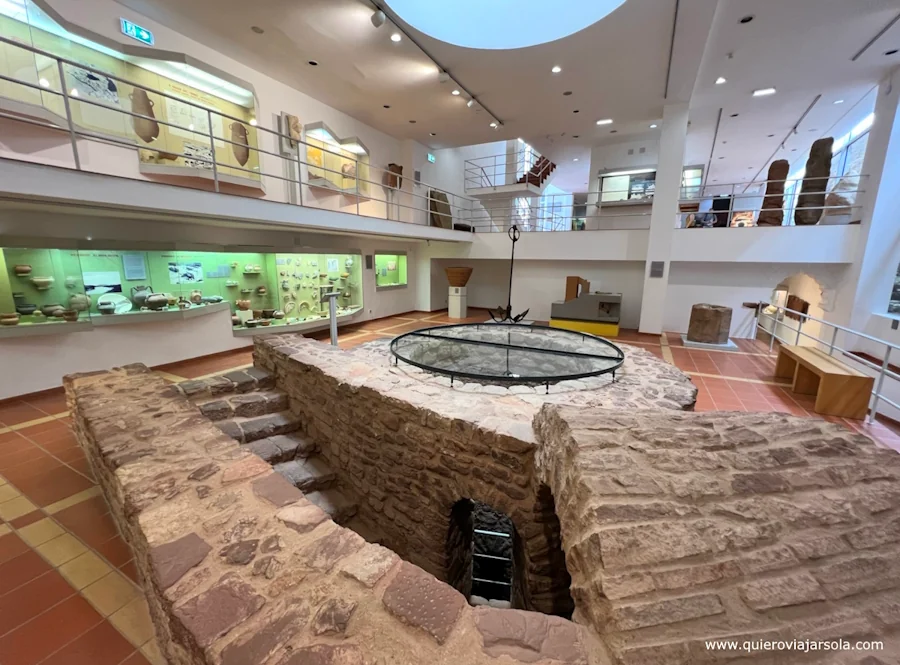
top-left (385, 0), bottom-right (627, 50)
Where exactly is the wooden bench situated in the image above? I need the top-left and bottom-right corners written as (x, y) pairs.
top-left (774, 345), bottom-right (874, 419)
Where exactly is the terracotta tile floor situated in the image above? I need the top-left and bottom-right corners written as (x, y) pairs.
top-left (2, 308), bottom-right (900, 664)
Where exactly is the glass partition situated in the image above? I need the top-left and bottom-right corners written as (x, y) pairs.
top-left (374, 253), bottom-right (408, 289)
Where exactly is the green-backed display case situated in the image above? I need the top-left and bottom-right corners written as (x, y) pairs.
top-left (0, 246), bottom-right (364, 335)
top-left (374, 252), bottom-right (407, 290)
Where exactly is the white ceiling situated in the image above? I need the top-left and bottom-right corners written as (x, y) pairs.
top-left (109, 0), bottom-right (900, 193)
top-left (685, 0), bottom-right (900, 187)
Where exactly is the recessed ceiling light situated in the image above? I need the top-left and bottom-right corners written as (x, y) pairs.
top-left (722, 140), bottom-right (728, 144)
top-left (748, 167), bottom-right (754, 170)
top-left (596, 118), bottom-right (613, 125)
top-left (650, 123), bottom-right (658, 128)
top-left (739, 15), bottom-right (754, 24)
top-left (251, 26), bottom-right (264, 34)
top-left (249, 118), bottom-right (258, 126)
top-left (809, 128), bottom-right (818, 132)
top-left (409, 120), bottom-right (417, 124)
top-left (85, 235), bottom-right (92, 241)
top-left (610, 130), bottom-right (617, 134)
top-left (792, 148), bottom-right (798, 152)
top-left (572, 135), bottom-right (579, 139)
top-left (430, 132), bottom-right (436, 136)
top-left (718, 156), bottom-right (725, 159)
top-left (383, 104), bottom-right (390, 109)
top-left (715, 76), bottom-right (727, 85)
top-left (451, 89), bottom-right (460, 96)
top-left (489, 121), bottom-right (498, 128)
top-left (886, 49), bottom-right (899, 56)
top-left (551, 65), bottom-right (562, 74)
top-left (38, 78), bottom-right (49, 88)
top-left (573, 158), bottom-right (579, 162)
top-left (563, 91), bottom-right (573, 96)
top-left (752, 87), bottom-right (776, 97)
top-left (573, 109), bottom-right (580, 114)
top-left (730, 113), bottom-right (739, 118)
top-left (391, 33), bottom-right (402, 42)
top-left (767, 134), bottom-right (775, 137)
top-left (308, 60), bottom-right (319, 66)
top-left (833, 99), bottom-right (845, 105)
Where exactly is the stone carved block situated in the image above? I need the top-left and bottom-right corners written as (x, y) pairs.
top-left (758, 159), bottom-right (789, 226)
top-left (686, 304), bottom-right (732, 345)
top-left (795, 137), bottom-right (834, 225)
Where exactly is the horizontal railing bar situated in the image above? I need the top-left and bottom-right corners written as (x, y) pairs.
top-left (405, 330), bottom-right (623, 361)
top-left (474, 529), bottom-right (510, 538)
top-left (473, 552), bottom-right (510, 561)
top-left (472, 577), bottom-right (512, 586)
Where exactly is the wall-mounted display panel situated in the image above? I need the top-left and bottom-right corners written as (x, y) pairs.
top-left (305, 121), bottom-right (371, 198)
top-left (0, 0), bottom-right (261, 188)
top-left (0, 247), bottom-right (88, 330)
top-left (374, 253), bottom-right (407, 290)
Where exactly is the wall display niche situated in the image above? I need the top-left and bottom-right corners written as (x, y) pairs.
top-left (0, 247), bottom-right (88, 330)
top-left (0, 0), bottom-right (262, 190)
top-left (305, 121), bottom-right (371, 197)
top-left (374, 253), bottom-right (407, 290)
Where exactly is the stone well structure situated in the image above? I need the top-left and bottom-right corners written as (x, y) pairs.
top-left (65, 333), bottom-right (900, 665)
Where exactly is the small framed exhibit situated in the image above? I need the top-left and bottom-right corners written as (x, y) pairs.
top-left (374, 252), bottom-right (407, 290)
top-left (305, 121), bottom-right (371, 198)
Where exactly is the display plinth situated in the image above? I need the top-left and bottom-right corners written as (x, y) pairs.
top-left (680, 334), bottom-right (739, 352)
top-left (448, 286), bottom-right (467, 319)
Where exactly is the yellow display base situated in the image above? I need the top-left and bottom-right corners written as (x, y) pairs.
top-left (549, 318), bottom-right (619, 337)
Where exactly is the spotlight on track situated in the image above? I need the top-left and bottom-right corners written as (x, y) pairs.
top-left (371, 10), bottom-right (386, 28)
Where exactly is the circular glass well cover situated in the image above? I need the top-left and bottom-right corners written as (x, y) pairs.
top-left (385, 0), bottom-right (627, 50)
top-left (390, 323), bottom-right (624, 384)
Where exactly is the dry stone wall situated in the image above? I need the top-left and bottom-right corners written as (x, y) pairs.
top-left (535, 406), bottom-right (900, 665)
top-left (253, 335), bottom-right (696, 617)
top-left (65, 365), bottom-right (609, 665)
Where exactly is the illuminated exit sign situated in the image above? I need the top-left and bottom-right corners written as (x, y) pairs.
top-left (120, 19), bottom-right (154, 46)
top-left (427, 153), bottom-right (436, 163)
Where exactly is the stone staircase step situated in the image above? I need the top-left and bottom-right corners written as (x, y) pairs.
top-left (305, 489), bottom-right (358, 525)
top-left (178, 367), bottom-right (274, 398)
top-left (214, 411), bottom-right (300, 444)
top-left (197, 390), bottom-right (289, 421)
top-left (274, 457), bottom-right (336, 493)
top-left (243, 434), bottom-right (317, 465)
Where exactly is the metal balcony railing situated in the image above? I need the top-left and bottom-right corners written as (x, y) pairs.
top-left (756, 303), bottom-right (900, 424)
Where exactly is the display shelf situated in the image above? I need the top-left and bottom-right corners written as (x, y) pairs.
top-left (375, 284), bottom-right (408, 292)
top-left (90, 301), bottom-right (231, 326)
top-left (137, 163), bottom-right (264, 191)
top-left (0, 320), bottom-right (92, 339)
top-left (231, 308), bottom-right (362, 337)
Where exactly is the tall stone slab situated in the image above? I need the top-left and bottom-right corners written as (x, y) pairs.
top-left (757, 159), bottom-right (790, 226)
top-left (795, 138), bottom-right (834, 225)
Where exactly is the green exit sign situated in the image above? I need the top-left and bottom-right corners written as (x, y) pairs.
top-left (120, 19), bottom-right (154, 46)
top-left (427, 153), bottom-right (436, 163)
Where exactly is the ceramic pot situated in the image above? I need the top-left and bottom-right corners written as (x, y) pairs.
top-left (15, 304), bottom-right (37, 316)
top-left (259, 320), bottom-right (271, 326)
top-left (245, 319), bottom-right (258, 328)
top-left (166, 294), bottom-right (178, 306)
top-left (445, 267), bottom-right (473, 287)
top-left (254, 265), bottom-right (262, 272)
top-left (244, 265), bottom-right (255, 273)
top-left (41, 304), bottom-right (64, 317)
top-left (273, 310), bottom-right (285, 319)
top-left (68, 293), bottom-right (90, 312)
top-left (256, 286), bottom-right (267, 295)
top-left (230, 122), bottom-right (250, 166)
top-left (262, 308), bottom-right (275, 319)
top-left (98, 302), bottom-right (116, 315)
top-left (130, 88), bottom-right (160, 143)
top-left (61, 309), bottom-right (78, 322)
top-left (146, 293), bottom-right (168, 310)
top-left (231, 315), bottom-right (241, 326)
top-left (200, 296), bottom-right (223, 304)
top-left (31, 276), bottom-right (55, 290)
top-left (0, 314), bottom-right (19, 326)
top-left (226, 280), bottom-right (238, 287)
top-left (14, 264), bottom-right (31, 276)
top-left (252, 309), bottom-right (263, 319)
top-left (1, 312), bottom-right (18, 320)
top-left (131, 285), bottom-right (153, 307)
top-left (64, 276), bottom-right (78, 289)
top-left (340, 272), bottom-right (350, 279)
top-left (236, 300), bottom-right (251, 311)
top-left (178, 301), bottom-right (191, 310)
top-left (190, 289), bottom-right (203, 304)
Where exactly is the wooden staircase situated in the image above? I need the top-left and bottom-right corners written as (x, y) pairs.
top-left (517, 156), bottom-right (557, 187)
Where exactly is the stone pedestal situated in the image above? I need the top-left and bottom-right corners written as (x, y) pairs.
top-left (687, 304), bottom-right (732, 345)
top-left (758, 159), bottom-right (790, 226)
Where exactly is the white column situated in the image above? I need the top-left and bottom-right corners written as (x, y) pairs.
top-left (638, 103), bottom-right (689, 334)
top-left (831, 67), bottom-right (900, 333)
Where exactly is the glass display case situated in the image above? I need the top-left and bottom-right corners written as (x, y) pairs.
top-left (374, 253), bottom-right (408, 290)
top-left (1, 246), bottom-right (364, 335)
top-left (1, 247), bottom-right (88, 329)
